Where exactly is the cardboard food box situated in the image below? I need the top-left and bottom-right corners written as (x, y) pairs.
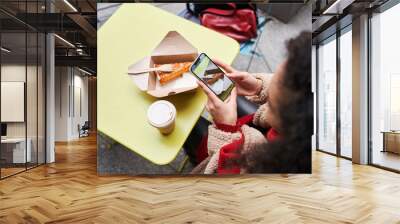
top-left (127, 31), bottom-right (198, 98)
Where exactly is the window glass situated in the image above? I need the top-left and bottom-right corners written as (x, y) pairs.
top-left (371, 3), bottom-right (400, 171)
top-left (1, 24), bottom-right (28, 178)
top-left (318, 36), bottom-right (337, 154)
top-left (339, 28), bottom-right (352, 158)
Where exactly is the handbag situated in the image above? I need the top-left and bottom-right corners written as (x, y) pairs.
top-left (188, 3), bottom-right (258, 43)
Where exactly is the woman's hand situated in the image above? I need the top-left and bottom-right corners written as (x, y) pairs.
top-left (213, 59), bottom-right (262, 96)
top-left (197, 81), bottom-right (237, 126)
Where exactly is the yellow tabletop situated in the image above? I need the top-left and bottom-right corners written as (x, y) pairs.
top-left (98, 3), bottom-right (239, 165)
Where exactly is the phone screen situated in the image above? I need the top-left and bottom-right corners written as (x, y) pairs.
top-left (190, 53), bottom-right (234, 101)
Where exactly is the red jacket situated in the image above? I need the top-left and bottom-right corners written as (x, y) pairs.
top-left (196, 114), bottom-right (280, 174)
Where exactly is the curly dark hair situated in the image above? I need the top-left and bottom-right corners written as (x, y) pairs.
top-left (241, 31), bottom-right (312, 173)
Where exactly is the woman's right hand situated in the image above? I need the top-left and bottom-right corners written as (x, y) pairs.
top-left (213, 59), bottom-right (262, 96)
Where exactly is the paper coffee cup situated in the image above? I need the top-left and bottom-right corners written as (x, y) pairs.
top-left (147, 100), bottom-right (176, 134)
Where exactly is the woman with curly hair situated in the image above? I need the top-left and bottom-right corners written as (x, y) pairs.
top-left (185, 31), bottom-right (312, 174)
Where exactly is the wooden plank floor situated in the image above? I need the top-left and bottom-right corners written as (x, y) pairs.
top-left (1, 135), bottom-right (400, 224)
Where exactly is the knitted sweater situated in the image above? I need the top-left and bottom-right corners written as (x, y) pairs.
top-left (192, 73), bottom-right (274, 174)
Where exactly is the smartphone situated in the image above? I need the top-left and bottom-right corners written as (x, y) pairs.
top-left (190, 53), bottom-right (235, 101)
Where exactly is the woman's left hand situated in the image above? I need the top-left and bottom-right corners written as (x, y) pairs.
top-left (197, 81), bottom-right (237, 126)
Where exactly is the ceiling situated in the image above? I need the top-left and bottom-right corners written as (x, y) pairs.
top-left (0, 0), bottom-right (97, 74)
top-left (312, 0), bottom-right (390, 43)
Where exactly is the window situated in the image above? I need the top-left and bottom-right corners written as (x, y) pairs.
top-left (339, 27), bottom-right (352, 158)
top-left (312, 45), bottom-right (317, 150)
top-left (390, 74), bottom-right (400, 130)
top-left (370, 2), bottom-right (400, 171)
top-left (316, 26), bottom-right (353, 159)
top-left (0, 1), bottom-right (46, 179)
top-left (317, 36), bottom-right (337, 154)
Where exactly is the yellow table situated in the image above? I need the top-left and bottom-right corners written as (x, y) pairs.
top-left (98, 4), bottom-right (239, 165)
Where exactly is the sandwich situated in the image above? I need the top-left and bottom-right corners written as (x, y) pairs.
top-left (154, 62), bottom-right (192, 85)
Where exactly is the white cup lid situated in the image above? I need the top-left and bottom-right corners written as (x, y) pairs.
top-left (147, 100), bottom-right (176, 127)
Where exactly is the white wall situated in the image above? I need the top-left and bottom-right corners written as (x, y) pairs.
top-left (1, 63), bottom-right (46, 164)
top-left (54, 67), bottom-right (89, 141)
top-left (1, 65), bottom-right (38, 138)
top-left (72, 70), bottom-right (89, 137)
top-left (1, 65), bottom-right (28, 140)
top-left (55, 67), bottom-right (70, 141)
